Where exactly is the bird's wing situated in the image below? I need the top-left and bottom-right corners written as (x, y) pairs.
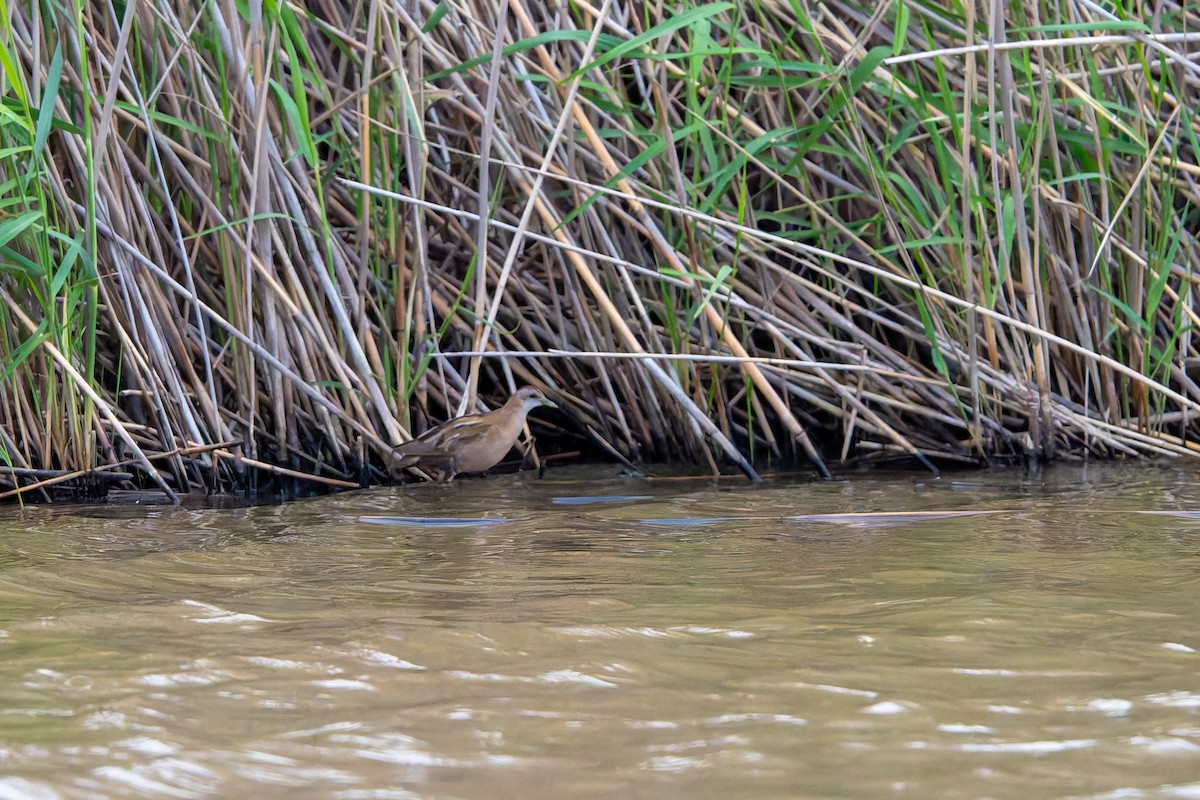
top-left (391, 413), bottom-right (494, 465)
top-left (425, 417), bottom-right (497, 449)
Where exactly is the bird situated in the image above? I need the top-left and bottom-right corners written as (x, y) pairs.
top-left (391, 386), bottom-right (557, 480)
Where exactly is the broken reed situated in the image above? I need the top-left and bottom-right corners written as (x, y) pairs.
top-left (1, 0), bottom-right (1199, 500)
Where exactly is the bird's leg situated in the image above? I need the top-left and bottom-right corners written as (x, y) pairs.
top-left (517, 436), bottom-right (543, 473)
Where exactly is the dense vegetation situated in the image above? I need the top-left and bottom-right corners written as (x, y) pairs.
top-left (1, 0), bottom-right (1198, 500)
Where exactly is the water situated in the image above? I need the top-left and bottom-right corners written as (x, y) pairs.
top-left (2, 464), bottom-right (1200, 799)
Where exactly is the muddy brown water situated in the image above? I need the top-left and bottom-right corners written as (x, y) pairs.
top-left (1, 464), bottom-right (1199, 799)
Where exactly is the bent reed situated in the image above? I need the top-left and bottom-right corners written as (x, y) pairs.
top-left (1, 1), bottom-right (1199, 500)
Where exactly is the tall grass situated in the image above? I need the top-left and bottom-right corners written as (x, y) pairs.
top-left (0, 0), bottom-right (1198, 499)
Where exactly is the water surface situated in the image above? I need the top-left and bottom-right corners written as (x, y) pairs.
top-left (2, 464), bottom-right (1199, 798)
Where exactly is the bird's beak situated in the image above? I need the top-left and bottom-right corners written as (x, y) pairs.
top-left (541, 397), bottom-right (558, 409)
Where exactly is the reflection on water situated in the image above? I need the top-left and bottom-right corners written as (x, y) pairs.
top-left (2, 464), bottom-right (1200, 798)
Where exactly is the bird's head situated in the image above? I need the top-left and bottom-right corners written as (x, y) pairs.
top-left (512, 386), bottom-right (557, 411)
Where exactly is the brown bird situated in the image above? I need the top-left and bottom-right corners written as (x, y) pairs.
top-left (391, 386), bottom-right (557, 480)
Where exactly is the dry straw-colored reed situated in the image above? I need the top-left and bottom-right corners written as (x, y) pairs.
top-left (1, 0), bottom-right (1199, 500)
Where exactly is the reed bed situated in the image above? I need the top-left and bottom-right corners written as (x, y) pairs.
top-left (1, 0), bottom-right (1199, 499)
